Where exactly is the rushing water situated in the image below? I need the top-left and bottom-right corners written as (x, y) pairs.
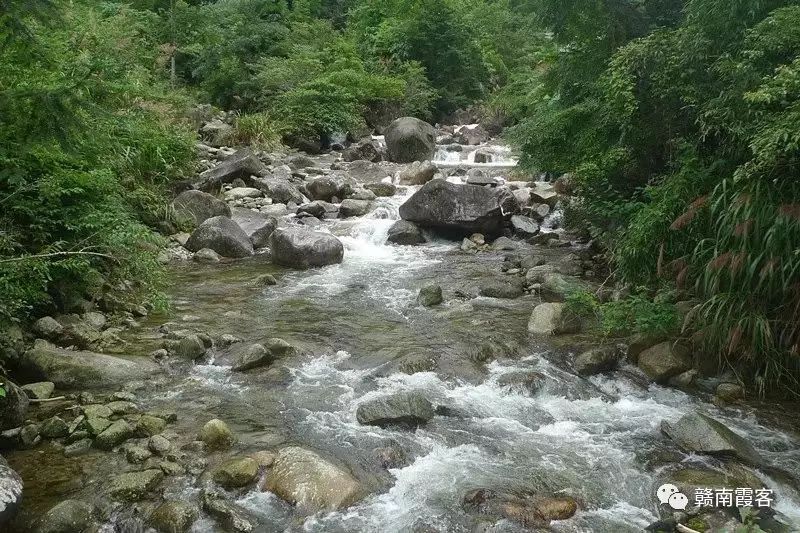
top-left (7, 146), bottom-right (800, 532)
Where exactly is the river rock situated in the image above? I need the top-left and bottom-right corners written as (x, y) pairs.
top-left (0, 455), bottom-right (23, 527)
top-left (510, 215), bottom-right (539, 236)
top-left (297, 200), bottom-right (338, 219)
top-left (626, 332), bottom-right (666, 363)
top-left (385, 117), bottom-right (436, 163)
top-left (399, 160), bottom-right (437, 185)
top-left (356, 392), bottom-right (434, 428)
top-left (338, 199), bottom-right (372, 218)
top-left (110, 469), bottom-right (164, 501)
top-left (21, 340), bottom-right (161, 389)
top-left (528, 303), bottom-right (580, 336)
top-left (33, 316), bottom-right (64, 340)
top-left (63, 438), bottom-right (92, 457)
top-left (185, 216), bottom-right (254, 258)
top-left (574, 346), bottom-right (621, 375)
top-left (270, 228), bottom-right (344, 269)
top-left (638, 341), bottom-right (691, 383)
top-left (364, 181), bottom-right (396, 197)
top-left (306, 176), bottom-right (344, 202)
top-left (193, 248), bottom-right (221, 263)
top-left (387, 220), bottom-right (425, 245)
top-left (232, 344), bottom-right (271, 372)
top-left (148, 435), bottom-right (172, 456)
top-left (174, 335), bottom-right (206, 360)
top-left (478, 278), bottom-right (525, 299)
top-left (343, 141), bottom-right (381, 163)
top-left (148, 500), bottom-right (197, 533)
top-left (202, 490), bottom-right (253, 533)
top-left (195, 149), bottom-right (266, 192)
top-left (199, 419), bottom-right (234, 450)
top-left (399, 180), bottom-right (518, 238)
top-left (265, 446), bottom-right (361, 512)
top-left (0, 381), bottom-right (29, 431)
top-left (136, 415), bottom-right (167, 437)
top-left (40, 416), bottom-right (69, 439)
top-left (715, 382), bottom-right (745, 402)
top-left (661, 411), bottom-right (764, 465)
top-left (463, 489), bottom-right (577, 526)
top-left (230, 208), bottom-right (277, 249)
top-left (263, 179), bottom-right (304, 205)
top-left (418, 284), bottom-right (443, 307)
top-left (172, 190), bottom-right (231, 229)
top-left (94, 419), bottom-right (133, 450)
top-left (212, 457), bottom-right (259, 488)
top-left (36, 499), bottom-right (94, 533)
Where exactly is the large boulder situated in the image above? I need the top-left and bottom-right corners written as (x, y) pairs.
top-left (399, 180), bottom-right (519, 238)
top-left (661, 411), bottom-right (764, 465)
top-left (385, 117), bottom-right (436, 163)
top-left (194, 149), bottom-right (266, 192)
top-left (265, 446), bottom-right (361, 512)
top-left (230, 208), bottom-right (277, 249)
top-left (387, 220), bottom-right (425, 245)
top-left (0, 456), bottom-right (23, 527)
top-left (20, 340), bottom-right (161, 389)
top-left (270, 228), bottom-right (344, 269)
top-left (185, 216), bottom-right (254, 258)
top-left (356, 392), bottom-right (435, 428)
top-left (527, 303), bottom-right (580, 336)
top-left (638, 341), bottom-right (691, 383)
top-left (172, 190), bottom-right (231, 228)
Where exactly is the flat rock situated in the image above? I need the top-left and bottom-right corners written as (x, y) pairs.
top-left (356, 391), bottom-right (435, 428)
top-left (661, 411), bottom-right (764, 465)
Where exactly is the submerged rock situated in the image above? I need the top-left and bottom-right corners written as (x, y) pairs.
top-left (661, 411), bottom-right (764, 465)
top-left (202, 490), bottom-right (253, 533)
top-left (418, 284), bottom-right (443, 307)
top-left (36, 499), bottom-right (94, 533)
top-left (385, 117), bottom-right (436, 163)
top-left (185, 216), bottom-right (254, 258)
top-left (478, 278), bottom-right (525, 299)
top-left (148, 500), bottom-right (197, 533)
top-left (356, 392), bottom-right (435, 428)
top-left (462, 489), bottom-right (577, 526)
top-left (109, 469), bottom-right (164, 501)
top-left (212, 457), bottom-right (259, 489)
top-left (21, 340), bottom-right (160, 389)
top-left (199, 418), bottom-right (234, 450)
top-left (270, 228), bottom-right (344, 269)
top-left (265, 446), bottom-right (361, 512)
top-left (399, 179), bottom-right (518, 238)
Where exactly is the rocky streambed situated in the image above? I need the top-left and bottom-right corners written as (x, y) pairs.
top-left (2, 117), bottom-right (800, 532)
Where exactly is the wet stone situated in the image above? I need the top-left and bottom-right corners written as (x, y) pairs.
top-left (136, 415), bottom-right (167, 437)
top-left (109, 469), bottom-right (164, 501)
top-left (94, 419), bottom-right (133, 450)
top-left (64, 438), bottom-right (93, 457)
top-left (40, 416), bottom-right (69, 439)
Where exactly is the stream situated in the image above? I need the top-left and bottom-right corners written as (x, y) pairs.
top-left (7, 139), bottom-right (800, 532)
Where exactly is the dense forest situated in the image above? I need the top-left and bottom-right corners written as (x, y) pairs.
top-left (3, 0), bottom-right (797, 393)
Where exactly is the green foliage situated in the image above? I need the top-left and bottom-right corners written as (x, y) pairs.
top-left (599, 294), bottom-right (678, 338)
top-left (0, 1), bottom-right (195, 325)
top-left (512, 0), bottom-right (800, 392)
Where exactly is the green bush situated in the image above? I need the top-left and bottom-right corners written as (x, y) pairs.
top-left (0, 2), bottom-right (195, 326)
